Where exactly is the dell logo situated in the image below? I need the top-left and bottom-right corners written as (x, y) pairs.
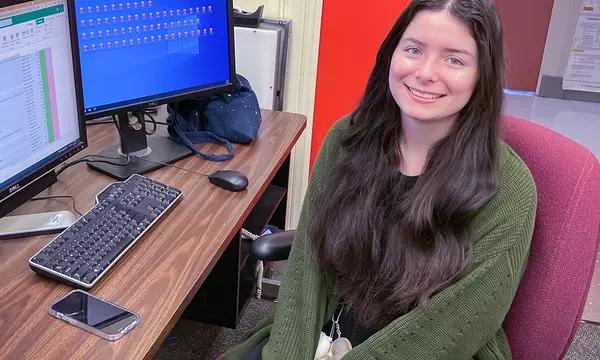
top-left (9, 184), bottom-right (20, 194)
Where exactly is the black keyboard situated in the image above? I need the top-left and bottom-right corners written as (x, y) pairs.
top-left (29, 174), bottom-right (183, 289)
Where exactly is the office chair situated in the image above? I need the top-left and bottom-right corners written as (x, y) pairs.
top-left (250, 115), bottom-right (600, 360)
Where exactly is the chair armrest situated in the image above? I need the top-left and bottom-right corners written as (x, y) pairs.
top-left (250, 230), bottom-right (295, 261)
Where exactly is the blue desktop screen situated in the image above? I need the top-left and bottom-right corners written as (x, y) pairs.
top-left (74, 0), bottom-right (232, 113)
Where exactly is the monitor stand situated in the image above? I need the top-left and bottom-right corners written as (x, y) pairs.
top-left (88, 111), bottom-right (193, 181)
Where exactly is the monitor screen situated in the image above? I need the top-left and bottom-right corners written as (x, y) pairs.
top-left (73, 0), bottom-right (235, 117)
top-left (0, 0), bottom-right (86, 216)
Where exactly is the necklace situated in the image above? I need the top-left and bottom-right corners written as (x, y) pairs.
top-left (330, 305), bottom-right (344, 340)
top-left (314, 306), bottom-right (353, 360)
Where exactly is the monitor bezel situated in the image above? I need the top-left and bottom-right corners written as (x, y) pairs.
top-left (0, 0), bottom-right (88, 216)
top-left (67, 0), bottom-right (238, 120)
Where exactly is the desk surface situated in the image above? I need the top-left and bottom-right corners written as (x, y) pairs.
top-left (0, 110), bottom-right (305, 360)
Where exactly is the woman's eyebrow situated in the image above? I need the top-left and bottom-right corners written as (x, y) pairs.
top-left (402, 37), bottom-right (426, 47)
top-left (445, 47), bottom-right (475, 57)
top-left (401, 37), bottom-right (475, 57)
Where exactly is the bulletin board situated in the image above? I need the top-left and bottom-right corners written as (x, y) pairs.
top-left (562, 0), bottom-right (600, 93)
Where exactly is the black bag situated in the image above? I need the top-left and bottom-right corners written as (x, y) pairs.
top-left (167, 74), bottom-right (261, 161)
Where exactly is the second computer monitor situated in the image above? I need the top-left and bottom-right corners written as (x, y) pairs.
top-left (70, 0), bottom-right (236, 179)
top-left (73, 0), bottom-right (235, 117)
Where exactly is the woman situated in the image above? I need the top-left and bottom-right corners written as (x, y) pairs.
top-left (223, 0), bottom-right (537, 359)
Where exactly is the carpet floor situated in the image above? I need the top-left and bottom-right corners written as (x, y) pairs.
top-left (154, 298), bottom-right (600, 360)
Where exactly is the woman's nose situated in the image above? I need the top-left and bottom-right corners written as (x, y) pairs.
top-left (415, 59), bottom-right (439, 83)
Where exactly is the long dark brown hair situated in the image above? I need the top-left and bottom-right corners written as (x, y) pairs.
top-left (309, 0), bottom-right (505, 328)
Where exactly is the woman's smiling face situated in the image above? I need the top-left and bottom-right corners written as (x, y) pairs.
top-left (389, 9), bottom-right (479, 125)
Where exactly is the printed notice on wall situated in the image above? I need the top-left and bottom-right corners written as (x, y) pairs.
top-left (562, 0), bottom-right (600, 92)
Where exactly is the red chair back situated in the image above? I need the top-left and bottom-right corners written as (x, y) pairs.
top-left (501, 115), bottom-right (600, 359)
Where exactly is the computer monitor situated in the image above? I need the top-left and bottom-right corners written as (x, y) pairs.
top-left (0, 0), bottom-right (87, 219)
top-left (70, 0), bottom-right (236, 180)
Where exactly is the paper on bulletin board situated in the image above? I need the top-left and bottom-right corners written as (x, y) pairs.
top-left (562, 0), bottom-right (600, 92)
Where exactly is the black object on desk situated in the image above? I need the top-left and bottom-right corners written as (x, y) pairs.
top-left (209, 170), bottom-right (249, 192)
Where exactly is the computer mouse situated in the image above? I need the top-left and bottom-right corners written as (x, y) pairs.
top-left (208, 170), bottom-right (249, 192)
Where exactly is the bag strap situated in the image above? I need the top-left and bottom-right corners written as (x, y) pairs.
top-left (173, 122), bottom-right (234, 162)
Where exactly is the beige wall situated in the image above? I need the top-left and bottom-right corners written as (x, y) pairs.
top-left (537, 0), bottom-right (583, 90)
top-left (234, 0), bottom-right (323, 229)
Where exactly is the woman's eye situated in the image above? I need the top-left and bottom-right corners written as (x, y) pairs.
top-left (405, 47), bottom-right (422, 55)
top-left (447, 57), bottom-right (465, 66)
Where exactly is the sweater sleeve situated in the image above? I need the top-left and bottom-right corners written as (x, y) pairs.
top-left (344, 156), bottom-right (537, 360)
top-left (260, 121), bottom-right (346, 360)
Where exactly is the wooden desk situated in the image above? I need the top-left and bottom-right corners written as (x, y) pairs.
top-left (0, 110), bottom-right (306, 359)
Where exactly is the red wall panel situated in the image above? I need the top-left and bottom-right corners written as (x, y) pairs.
top-left (495, 0), bottom-right (554, 92)
top-left (310, 1), bottom-right (411, 167)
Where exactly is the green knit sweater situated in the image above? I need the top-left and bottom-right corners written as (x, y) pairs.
top-left (223, 116), bottom-right (537, 360)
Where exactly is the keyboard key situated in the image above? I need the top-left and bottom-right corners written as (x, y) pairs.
top-left (63, 265), bottom-right (78, 277)
top-left (31, 256), bottom-right (48, 266)
top-left (55, 261), bottom-right (69, 271)
top-left (82, 271), bottom-right (98, 284)
top-left (74, 265), bottom-right (91, 279)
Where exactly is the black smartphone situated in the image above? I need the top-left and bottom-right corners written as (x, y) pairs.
top-left (49, 290), bottom-right (140, 341)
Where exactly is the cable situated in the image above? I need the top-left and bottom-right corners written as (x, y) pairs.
top-left (30, 195), bottom-right (83, 217)
top-left (109, 112), bottom-right (167, 136)
top-left (141, 110), bottom-right (157, 135)
top-left (112, 113), bottom-right (154, 137)
top-left (256, 260), bottom-right (264, 299)
top-left (131, 156), bottom-right (210, 177)
top-left (241, 228), bottom-right (264, 299)
top-left (87, 118), bottom-right (168, 127)
top-left (143, 106), bottom-right (159, 114)
top-left (140, 111), bottom-right (169, 131)
top-left (56, 154), bottom-right (131, 176)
